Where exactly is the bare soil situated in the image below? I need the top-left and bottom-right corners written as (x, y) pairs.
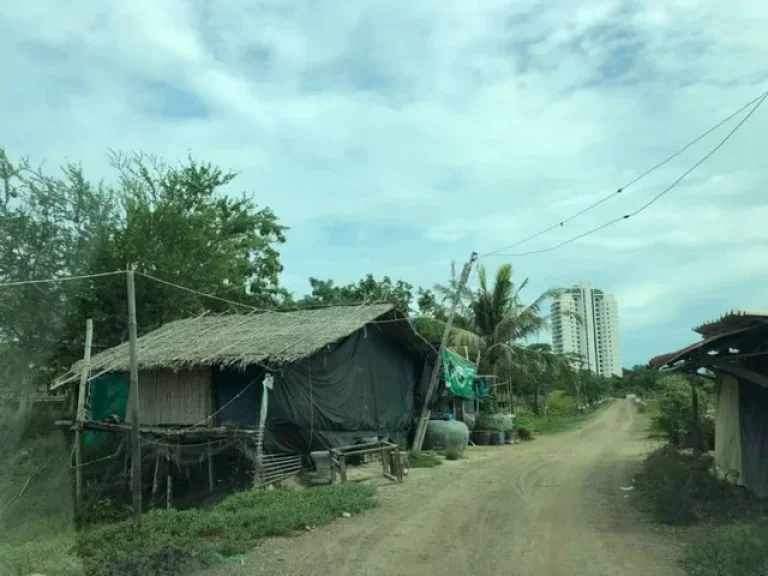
top-left (201, 400), bottom-right (684, 576)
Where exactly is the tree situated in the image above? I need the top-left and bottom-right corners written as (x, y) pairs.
top-left (0, 149), bottom-right (288, 380)
top-left (297, 274), bottom-right (414, 312)
top-left (0, 149), bottom-right (117, 386)
top-left (447, 263), bottom-right (576, 413)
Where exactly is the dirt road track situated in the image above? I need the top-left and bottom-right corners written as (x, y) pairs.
top-left (203, 400), bottom-right (683, 576)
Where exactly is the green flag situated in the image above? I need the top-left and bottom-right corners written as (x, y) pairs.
top-left (442, 348), bottom-right (476, 400)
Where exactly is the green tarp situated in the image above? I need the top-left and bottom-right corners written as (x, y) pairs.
top-left (442, 348), bottom-right (476, 400)
top-left (84, 373), bottom-right (129, 446)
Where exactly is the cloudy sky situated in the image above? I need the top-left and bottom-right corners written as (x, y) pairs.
top-left (2, 1), bottom-right (767, 366)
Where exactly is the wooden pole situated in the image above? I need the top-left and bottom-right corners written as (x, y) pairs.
top-left (75, 319), bottom-right (94, 514)
top-left (412, 252), bottom-right (477, 452)
top-left (127, 266), bottom-right (142, 522)
top-left (207, 444), bottom-right (215, 493)
top-left (166, 455), bottom-right (172, 510)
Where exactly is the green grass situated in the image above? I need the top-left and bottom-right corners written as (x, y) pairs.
top-left (520, 400), bottom-right (613, 436)
top-left (0, 532), bottom-right (83, 576)
top-left (0, 484), bottom-right (376, 576)
top-left (682, 521), bottom-right (768, 576)
top-left (408, 451), bottom-right (442, 468)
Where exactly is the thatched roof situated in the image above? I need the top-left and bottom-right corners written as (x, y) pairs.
top-left (53, 304), bottom-right (433, 389)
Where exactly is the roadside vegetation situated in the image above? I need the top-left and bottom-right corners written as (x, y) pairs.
top-left (629, 370), bottom-right (767, 576)
top-left (0, 483), bottom-right (376, 576)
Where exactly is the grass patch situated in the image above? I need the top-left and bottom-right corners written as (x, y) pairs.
top-left (682, 521), bottom-right (768, 576)
top-left (1, 484), bottom-right (375, 576)
top-left (408, 451), bottom-right (442, 468)
top-left (632, 446), bottom-right (762, 526)
top-left (0, 532), bottom-right (83, 576)
top-left (518, 400), bottom-right (613, 437)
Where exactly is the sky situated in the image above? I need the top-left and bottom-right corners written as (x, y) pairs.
top-left (1, 1), bottom-right (767, 367)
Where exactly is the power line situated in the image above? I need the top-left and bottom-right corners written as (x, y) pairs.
top-left (0, 270), bottom-right (124, 289)
top-left (481, 88), bottom-right (768, 257)
top-left (490, 90), bottom-right (768, 258)
top-left (136, 272), bottom-right (269, 312)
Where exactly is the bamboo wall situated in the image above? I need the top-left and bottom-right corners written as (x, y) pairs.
top-left (126, 368), bottom-right (213, 425)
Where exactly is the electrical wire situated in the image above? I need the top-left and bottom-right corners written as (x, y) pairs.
top-left (486, 89), bottom-right (768, 259)
top-left (0, 270), bottom-right (124, 289)
top-left (480, 87), bottom-right (768, 257)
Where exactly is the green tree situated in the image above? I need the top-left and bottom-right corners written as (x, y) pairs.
top-left (0, 149), bottom-right (288, 378)
top-left (298, 274), bottom-right (414, 312)
top-left (447, 263), bottom-right (576, 413)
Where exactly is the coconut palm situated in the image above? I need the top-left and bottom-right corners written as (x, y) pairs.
top-left (449, 263), bottom-right (577, 412)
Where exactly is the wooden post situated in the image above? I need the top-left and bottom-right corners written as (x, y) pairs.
top-left (412, 252), bottom-right (477, 452)
top-left (166, 455), bottom-right (173, 510)
top-left (75, 319), bottom-right (94, 514)
top-left (152, 453), bottom-right (161, 499)
top-left (339, 454), bottom-right (347, 483)
top-left (207, 444), bottom-right (215, 493)
top-left (127, 266), bottom-right (142, 522)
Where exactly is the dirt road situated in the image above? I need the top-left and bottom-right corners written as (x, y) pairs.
top-left (204, 400), bottom-right (683, 576)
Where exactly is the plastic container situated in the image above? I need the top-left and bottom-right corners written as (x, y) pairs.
top-left (489, 431), bottom-right (505, 446)
top-left (472, 430), bottom-right (491, 445)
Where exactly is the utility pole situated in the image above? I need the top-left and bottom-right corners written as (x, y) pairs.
top-left (74, 319), bottom-right (93, 515)
top-left (412, 251), bottom-right (478, 452)
top-left (127, 265), bottom-right (142, 522)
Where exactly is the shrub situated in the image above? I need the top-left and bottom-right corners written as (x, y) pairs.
top-left (682, 521), bottom-right (768, 576)
top-left (516, 427), bottom-right (533, 441)
top-left (408, 451), bottom-right (442, 468)
top-left (545, 390), bottom-right (578, 416)
top-left (0, 533), bottom-right (83, 576)
top-left (654, 375), bottom-right (710, 447)
top-left (632, 446), bottom-right (760, 526)
top-left (441, 448), bottom-right (462, 461)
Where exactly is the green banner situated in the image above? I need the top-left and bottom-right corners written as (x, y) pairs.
top-left (442, 348), bottom-right (476, 399)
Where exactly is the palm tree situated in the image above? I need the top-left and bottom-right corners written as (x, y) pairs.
top-left (449, 263), bottom-right (576, 412)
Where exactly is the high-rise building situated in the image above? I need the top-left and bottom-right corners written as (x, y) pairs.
top-left (551, 284), bottom-right (622, 377)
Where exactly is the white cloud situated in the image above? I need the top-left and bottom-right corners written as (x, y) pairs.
top-left (1, 0), bottom-right (767, 365)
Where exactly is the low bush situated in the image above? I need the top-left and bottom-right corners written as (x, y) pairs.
top-left (545, 390), bottom-right (578, 416)
top-left (682, 521), bottom-right (768, 576)
top-left (632, 446), bottom-right (760, 526)
top-left (408, 451), bottom-right (442, 468)
top-left (441, 448), bottom-right (462, 461)
top-left (516, 427), bottom-right (534, 441)
top-left (68, 484), bottom-right (376, 575)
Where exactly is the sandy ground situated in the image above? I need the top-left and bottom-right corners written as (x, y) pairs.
top-left (201, 400), bottom-right (683, 576)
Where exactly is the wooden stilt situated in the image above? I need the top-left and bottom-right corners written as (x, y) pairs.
top-left (207, 444), bottom-right (214, 492)
top-left (166, 455), bottom-right (172, 510)
top-left (152, 453), bottom-right (161, 498)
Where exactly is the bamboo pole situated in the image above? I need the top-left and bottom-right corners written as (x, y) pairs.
top-left (75, 319), bottom-right (94, 514)
top-left (127, 266), bottom-right (142, 521)
top-left (412, 252), bottom-right (477, 452)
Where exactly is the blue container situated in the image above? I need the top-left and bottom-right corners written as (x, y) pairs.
top-left (489, 431), bottom-right (505, 446)
top-left (443, 412), bottom-right (454, 421)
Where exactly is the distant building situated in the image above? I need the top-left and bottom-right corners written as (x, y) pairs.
top-left (551, 284), bottom-right (622, 377)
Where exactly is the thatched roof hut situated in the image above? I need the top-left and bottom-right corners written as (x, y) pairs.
top-left (55, 304), bottom-right (435, 454)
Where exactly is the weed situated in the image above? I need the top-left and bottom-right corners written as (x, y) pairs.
top-left (632, 446), bottom-right (761, 526)
top-left (0, 532), bottom-right (83, 576)
top-left (408, 451), bottom-right (442, 468)
top-left (0, 483), bottom-right (377, 576)
top-left (682, 521), bottom-right (768, 576)
top-left (516, 427), bottom-right (534, 441)
top-left (441, 448), bottom-right (462, 461)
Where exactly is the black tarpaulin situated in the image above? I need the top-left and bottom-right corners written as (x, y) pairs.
top-left (215, 365), bottom-right (265, 427)
top-left (738, 378), bottom-right (768, 498)
top-left (263, 326), bottom-right (421, 453)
